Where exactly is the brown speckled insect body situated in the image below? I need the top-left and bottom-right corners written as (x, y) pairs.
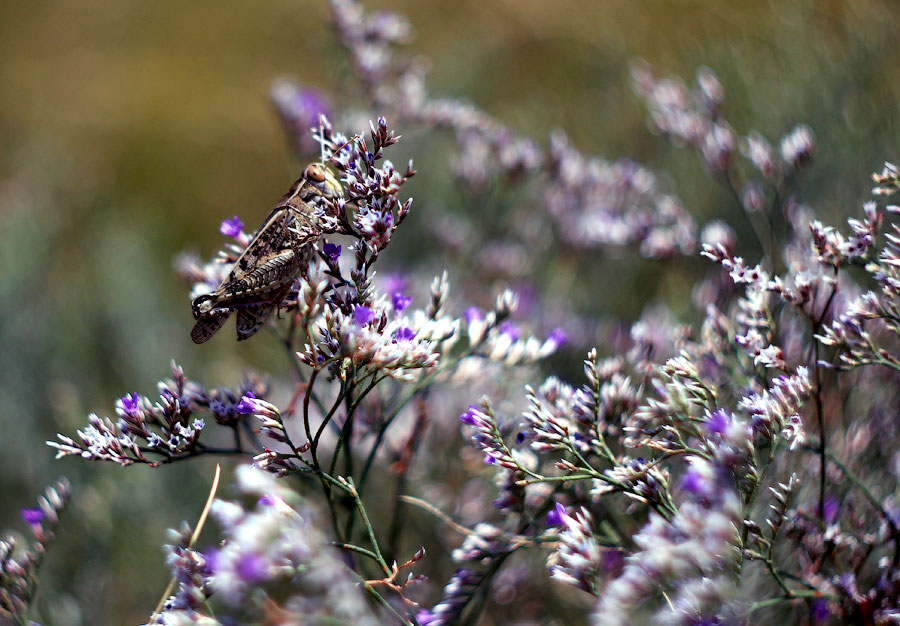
top-left (190, 163), bottom-right (342, 343)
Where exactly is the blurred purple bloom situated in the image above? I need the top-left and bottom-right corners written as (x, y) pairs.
top-left (601, 548), bottom-right (625, 573)
top-left (823, 494), bottom-right (840, 524)
top-left (202, 546), bottom-right (220, 573)
top-left (383, 273), bottom-right (406, 296)
top-left (323, 241), bottom-right (341, 261)
top-left (812, 599), bottom-right (830, 622)
top-left (546, 502), bottom-right (567, 526)
top-left (515, 431), bottom-right (527, 444)
top-left (705, 409), bottom-right (729, 435)
top-left (499, 321), bottom-right (520, 341)
top-left (460, 405), bottom-right (479, 426)
top-left (220, 215), bottom-right (243, 239)
top-left (353, 305), bottom-right (376, 326)
top-left (236, 392), bottom-right (260, 415)
top-left (120, 392), bottom-right (140, 415)
top-left (464, 307), bottom-right (482, 324)
top-left (20, 507), bottom-right (43, 525)
top-left (546, 327), bottom-right (568, 348)
top-left (236, 552), bottom-right (268, 583)
top-left (270, 79), bottom-right (330, 155)
top-left (681, 469), bottom-right (707, 495)
top-left (392, 291), bottom-right (412, 313)
top-left (394, 326), bottom-right (416, 342)
top-left (416, 610), bottom-right (437, 626)
top-left (483, 454), bottom-right (496, 465)
top-left (258, 495), bottom-right (276, 507)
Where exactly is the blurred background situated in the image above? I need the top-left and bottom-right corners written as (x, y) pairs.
top-left (1, 0), bottom-right (899, 622)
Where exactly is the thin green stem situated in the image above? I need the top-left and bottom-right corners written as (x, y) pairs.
top-left (329, 541), bottom-right (381, 563)
top-left (345, 477), bottom-right (390, 575)
top-left (361, 582), bottom-right (414, 626)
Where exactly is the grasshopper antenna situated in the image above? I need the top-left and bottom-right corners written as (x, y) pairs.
top-left (325, 135), bottom-right (359, 169)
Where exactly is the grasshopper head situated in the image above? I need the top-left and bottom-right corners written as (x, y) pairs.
top-left (302, 163), bottom-right (343, 200)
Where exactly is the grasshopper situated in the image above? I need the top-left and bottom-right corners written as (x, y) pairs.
top-left (190, 162), bottom-right (343, 344)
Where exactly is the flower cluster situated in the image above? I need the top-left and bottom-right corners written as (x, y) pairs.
top-left (543, 131), bottom-right (697, 258)
top-left (1, 479), bottom-right (70, 620)
top-left (49, 361), bottom-right (270, 466)
top-left (151, 466), bottom-right (381, 625)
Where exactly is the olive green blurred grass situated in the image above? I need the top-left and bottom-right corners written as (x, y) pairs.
top-left (1, 0), bottom-right (899, 622)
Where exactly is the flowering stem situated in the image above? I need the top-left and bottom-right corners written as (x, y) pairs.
top-left (303, 367), bottom-right (322, 463)
top-left (361, 582), bottom-right (414, 626)
top-left (358, 366), bottom-right (443, 488)
top-left (330, 541), bottom-right (382, 563)
top-left (809, 271), bottom-right (837, 523)
top-left (398, 495), bottom-right (476, 536)
top-left (748, 591), bottom-right (827, 615)
top-left (330, 373), bottom-right (381, 479)
top-left (386, 395), bottom-right (429, 555)
top-left (344, 477), bottom-right (390, 576)
top-left (518, 474), bottom-right (599, 485)
top-left (823, 449), bottom-right (900, 564)
top-left (150, 465), bottom-right (221, 621)
top-left (723, 169), bottom-right (781, 273)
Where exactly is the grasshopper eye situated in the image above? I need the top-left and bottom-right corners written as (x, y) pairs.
top-left (305, 164), bottom-right (326, 183)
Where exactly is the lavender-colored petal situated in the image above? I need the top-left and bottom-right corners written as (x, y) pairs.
top-left (323, 241), bottom-right (342, 261)
top-left (460, 405), bottom-right (479, 426)
top-left (353, 305), bottom-right (376, 326)
top-left (235, 392), bottom-right (259, 415)
top-left (392, 291), bottom-right (412, 313)
top-left (21, 507), bottom-right (44, 525)
top-left (499, 321), bottom-right (520, 341)
top-left (220, 215), bottom-right (243, 238)
top-left (546, 502), bottom-right (567, 526)
top-left (546, 327), bottom-right (568, 348)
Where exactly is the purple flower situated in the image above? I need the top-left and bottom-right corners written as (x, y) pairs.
top-left (202, 546), bottom-right (220, 573)
top-left (499, 321), bottom-right (520, 341)
top-left (823, 494), bottom-right (840, 524)
top-left (322, 241), bottom-right (341, 261)
top-left (236, 552), bottom-right (268, 583)
top-left (21, 507), bottom-right (43, 525)
top-left (464, 307), bottom-right (482, 324)
top-left (120, 392), bottom-right (141, 415)
top-left (546, 502), bottom-right (567, 526)
top-left (392, 291), bottom-right (412, 313)
top-left (220, 215), bottom-right (243, 238)
top-left (383, 273), bottom-right (406, 296)
top-left (258, 495), bottom-right (276, 507)
top-left (812, 599), bottom-right (830, 622)
top-left (460, 405), bottom-right (479, 425)
top-left (353, 305), bottom-right (376, 326)
top-left (515, 431), bottom-right (527, 444)
top-left (270, 80), bottom-right (330, 155)
top-left (601, 548), bottom-right (625, 573)
top-left (236, 392), bottom-right (260, 415)
top-left (394, 326), bottom-right (416, 342)
top-left (705, 409), bottom-right (729, 435)
top-left (483, 454), bottom-right (496, 465)
top-left (546, 327), bottom-right (568, 348)
top-left (416, 610), bottom-right (437, 626)
top-left (680, 469), bottom-right (708, 495)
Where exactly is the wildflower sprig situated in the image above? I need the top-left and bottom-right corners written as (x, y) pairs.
top-left (1, 479), bottom-right (70, 621)
top-left (48, 362), bottom-right (268, 466)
